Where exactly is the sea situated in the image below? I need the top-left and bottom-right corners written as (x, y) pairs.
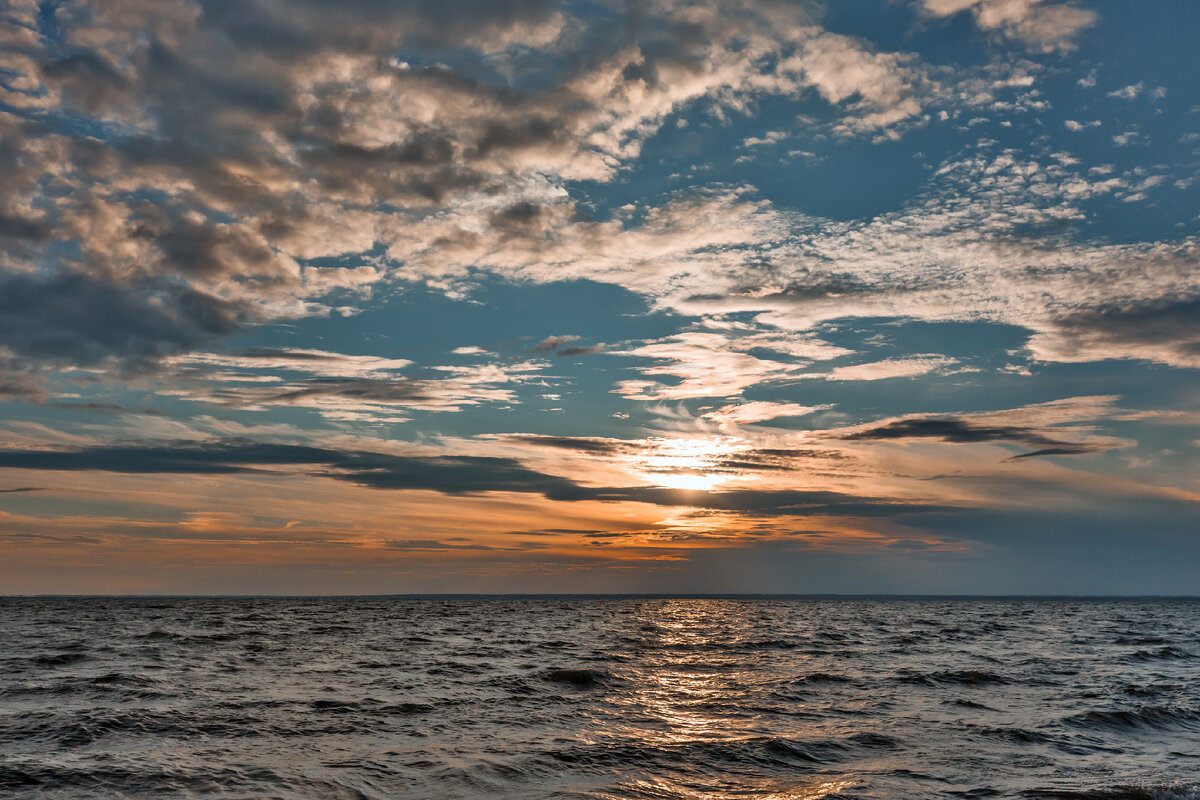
top-left (1, 597), bottom-right (1198, 800)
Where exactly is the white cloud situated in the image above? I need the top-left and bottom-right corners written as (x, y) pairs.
top-left (1107, 82), bottom-right (1143, 100)
top-left (920, 0), bottom-right (1098, 52)
top-left (822, 356), bottom-right (959, 381)
top-left (704, 402), bottom-right (833, 425)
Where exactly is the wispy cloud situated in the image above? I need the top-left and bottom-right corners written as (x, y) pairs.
top-left (920, 0), bottom-right (1098, 52)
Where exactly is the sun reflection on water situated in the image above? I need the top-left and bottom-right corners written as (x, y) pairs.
top-left (615, 777), bottom-right (856, 800)
top-left (596, 601), bottom-right (864, 800)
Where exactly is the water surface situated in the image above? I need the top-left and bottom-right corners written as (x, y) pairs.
top-left (2, 597), bottom-right (1198, 799)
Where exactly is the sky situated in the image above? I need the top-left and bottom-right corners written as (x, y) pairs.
top-left (0, 0), bottom-right (1198, 595)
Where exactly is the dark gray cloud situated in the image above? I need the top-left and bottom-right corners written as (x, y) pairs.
top-left (557, 343), bottom-right (606, 357)
top-left (500, 434), bottom-right (639, 455)
top-left (1005, 446), bottom-right (1096, 461)
top-left (0, 440), bottom-right (583, 496)
top-left (0, 439), bottom-right (947, 516)
top-left (0, 272), bottom-right (253, 372)
top-left (582, 486), bottom-right (954, 517)
top-left (0, 213), bottom-right (52, 242)
top-left (842, 417), bottom-right (1102, 458)
top-left (1036, 297), bottom-right (1200, 367)
top-left (0, 368), bottom-right (48, 402)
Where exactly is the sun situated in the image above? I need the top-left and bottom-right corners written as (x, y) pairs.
top-left (654, 472), bottom-right (720, 491)
top-left (634, 436), bottom-right (742, 492)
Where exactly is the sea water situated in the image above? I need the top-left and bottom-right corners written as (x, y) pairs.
top-left (2, 597), bottom-right (1198, 799)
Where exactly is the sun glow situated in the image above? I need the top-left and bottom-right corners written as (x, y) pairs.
top-left (634, 436), bottom-right (743, 492)
top-left (653, 472), bottom-right (719, 491)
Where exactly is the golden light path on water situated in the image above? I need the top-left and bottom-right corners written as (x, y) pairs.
top-left (591, 601), bottom-right (865, 800)
top-left (616, 778), bottom-right (856, 800)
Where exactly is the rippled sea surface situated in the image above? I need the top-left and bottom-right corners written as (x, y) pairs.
top-left (2, 598), bottom-right (1199, 800)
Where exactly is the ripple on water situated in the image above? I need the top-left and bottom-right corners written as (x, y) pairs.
top-left (2, 597), bottom-right (1199, 799)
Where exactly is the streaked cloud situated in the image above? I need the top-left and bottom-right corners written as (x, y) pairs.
top-left (1, 0), bottom-right (1196, 593)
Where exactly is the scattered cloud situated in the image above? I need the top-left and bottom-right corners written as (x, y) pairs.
top-left (920, 0), bottom-right (1098, 52)
top-left (1108, 82), bottom-right (1144, 100)
top-left (534, 335), bottom-right (581, 353)
top-left (704, 402), bottom-right (833, 425)
top-left (822, 356), bottom-right (959, 382)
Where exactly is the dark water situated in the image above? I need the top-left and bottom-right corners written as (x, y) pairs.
top-left (2, 598), bottom-right (1199, 800)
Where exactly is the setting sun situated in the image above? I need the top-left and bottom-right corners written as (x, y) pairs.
top-left (632, 437), bottom-right (744, 491)
top-left (653, 472), bottom-right (720, 492)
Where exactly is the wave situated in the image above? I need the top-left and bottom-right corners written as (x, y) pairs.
top-left (947, 698), bottom-right (997, 710)
top-left (546, 735), bottom-right (857, 771)
top-left (1065, 706), bottom-right (1200, 731)
top-left (4, 597), bottom-right (1200, 799)
top-left (29, 652), bottom-right (89, 668)
top-left (543, 668), bottom-right (608, 687)
top-left (1026, 783), bottom-right (1200, 800)
top-left (1114, 636), bottom-right (1171, 645)
top-left (1126, 647), bottom-right (1195, 661)
top-left (0, 762), bottom-right (287, 795)
top-left (309, 698), bottom-right (433, 714)
top-left (896, 668), bottom-right (1010, 686)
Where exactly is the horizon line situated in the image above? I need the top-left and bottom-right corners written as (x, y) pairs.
top-left (3, 593), bottom-right (1198, 600)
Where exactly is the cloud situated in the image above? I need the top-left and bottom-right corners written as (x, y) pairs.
top-left (1107, 82), bottom-right (1143, 100)
top-left (5, 0), bottom-right (1142, 404)
top-left (0, 439), bottom-right (586, 496)
top-left (384, 539), bottom-right (497, 551)
top-left (534, 334), bottom-right (580, 352)
top-left (635, 149), bottom-right (1196, 373)
top-left (704, 402), bottom-right (832, 425)
top-left (493, 432), bottom-right (851, 485)
top-left (822, 356), bottom-right (959, 381)
top-left (613, 329), bottom-right (850, 400)
top-left (0, 438), bottom-right (949, 517)
top-left (742, 130), bottom-right (788, 148)
top-left (836, 397), bottom-right (1135, 460)
top-left (1026, 298), bottom-right (1200, 368)
top-left (159, 347), bottom-right (545, 418)
top-left (841, 416), bottom-right (1103, 458)
top-left (0, 355), bottom-right (49, 402)
top-left (0, 271), bottom-right (254, 373)
top-left (499, 435), bottom-right (641, 456)
top-left (0, 0), bottom-right (956, 393)
top-left (177, 349), bottom-right (413, 377)
top-left (178, 368), bottom-right (533, 418)
top-left (557, 343), bottom-right (606, 357)
top-left (920, 0), bottom-right (1098, 52)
